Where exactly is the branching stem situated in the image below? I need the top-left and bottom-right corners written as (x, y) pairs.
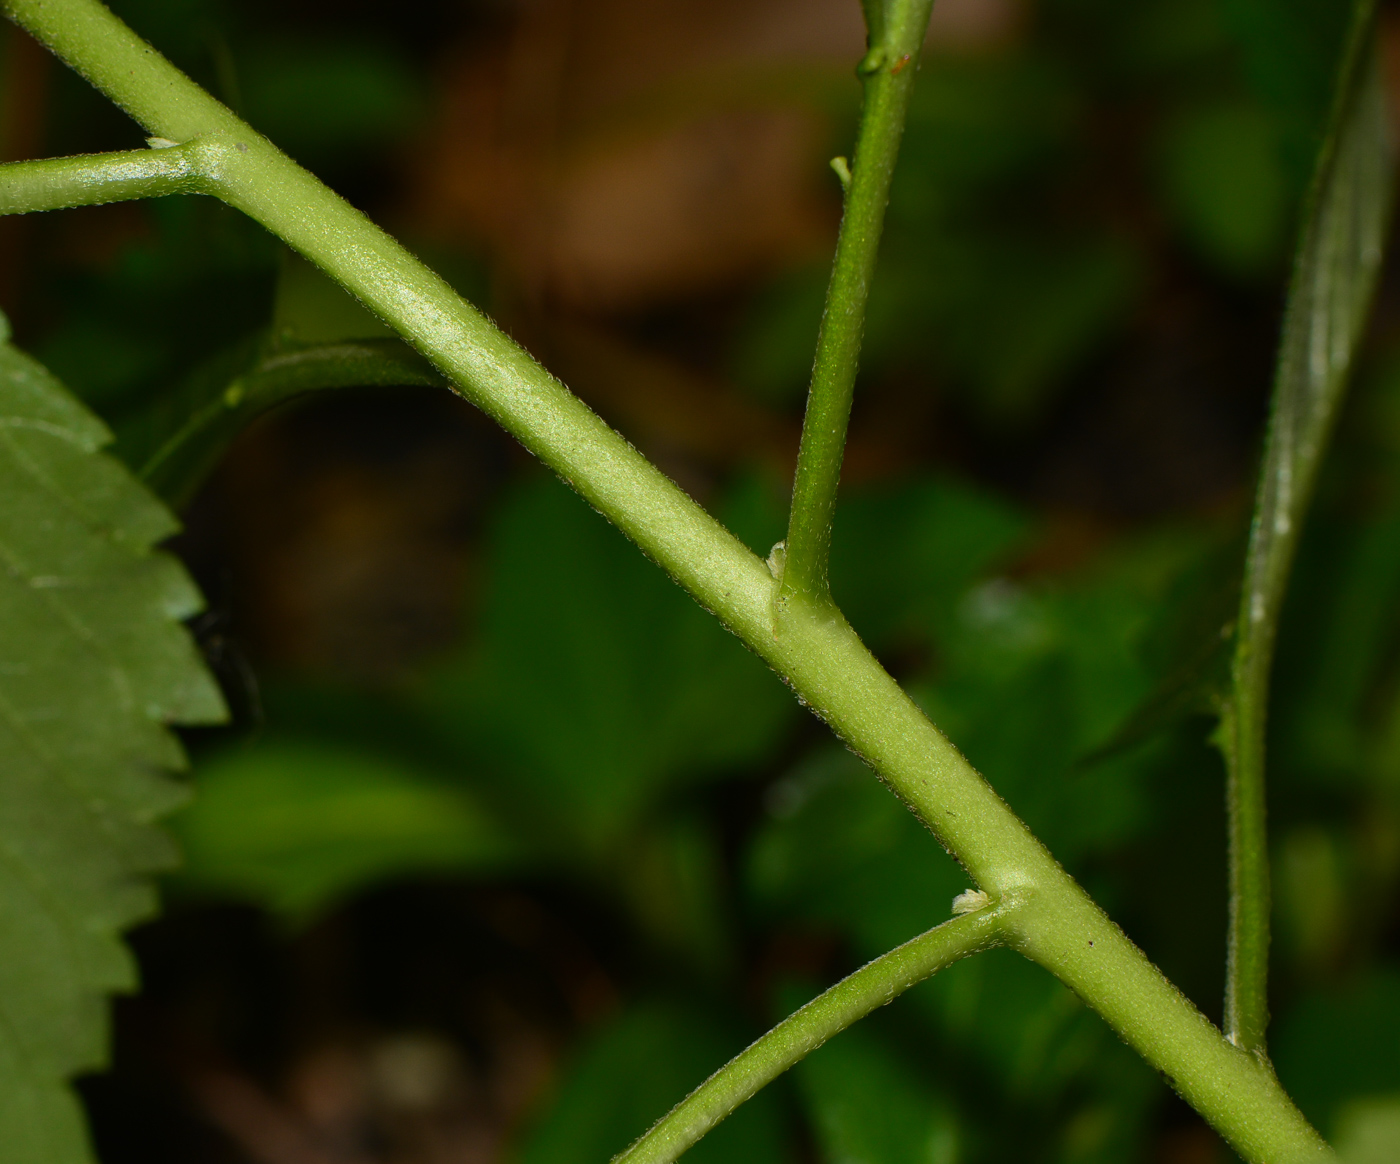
top-left (0, 141), bottom-right (203, 212)
top-left (616, 904), bottom-right (1009, 1164)
top-left (0, 2), bottom-right (1339, 1160)
top-left (780, 0), bottom-right (934, 608)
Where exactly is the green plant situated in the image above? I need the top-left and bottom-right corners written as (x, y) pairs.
top-left (0, 0), bottom-right (1392, 1161)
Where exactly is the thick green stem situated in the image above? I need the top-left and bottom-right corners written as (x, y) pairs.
top-left (0, 2), bottom-right (1334, 1159)
top-left (780, 0), bottom-right (933, 607)
top-left (616, 903), bottom-right (1008, 1164)
top-left (1222, 0), bottom-right (1387, 1055)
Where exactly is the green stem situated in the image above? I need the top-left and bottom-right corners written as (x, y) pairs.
top-left (0, 2), bottom-right (1334, 1159)
top-left (0, 141), bottom-right (203, 212)
top-left (780, 0), bottom-right (933, 607)
top-left (132, 337), bottom-right (441, 508)
top-left (616, 903), bottom-right (1009, 1164)
top-left (1222, 0), bottom-right (1385, 1055)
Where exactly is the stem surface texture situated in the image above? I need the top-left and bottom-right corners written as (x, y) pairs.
top-left (781, 0), bottom-right (934, 606)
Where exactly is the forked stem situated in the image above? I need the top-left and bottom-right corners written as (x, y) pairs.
top-left (615, 903), bottom-right (1009, 1164)
top-left (779, 0), bottom-right (934, 608)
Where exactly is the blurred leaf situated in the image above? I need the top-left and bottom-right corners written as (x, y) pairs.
top-left (519, 1002), bottom-right (785, 1164)
top-left (939, 237), bottom-right (1140, 424)
top-left (1224, 8), bottom-right (1393, 788)
top-left (718, 470), bottom-right (788, 562)
top-left (35, 317), bottom-right (168, 411)
top-left (869, 234), bottom-right (1141, 427)
top-left (1222, 0), bottom-right (1352, 137)
top-left (1274, 971), bottom-right (1400, 1135)
top-left (171, 740), bottom-right (521, 918)
top-left (1336, 1095), bottom-right (1400, 1164)
top-left (830, 477), bottom-right (1030, 653)
top-left (271, 251), bottom-right (395, 344)
top-left (896, 54), bottom-right (1077, 206)
top-left (750, 749), bottom-right (967, 954)
top-left (423, 475), bottom-right (794, 853)
top-left (919, 955), bottom-right (1159, 1164)
top-left (1274, 826), bottom-right (1351, 976)
top-left (1119, 0), bottom-right (1232, 75)
top-left (794, 1021), bottom-right (960, 1164)
top-left (921, 532), bottom-right (1212, 865)
top-left (728, 266), bottom-right (826, 406)
top-left (1078, 619), bottom-right (1230, 767)
top-left (1079, 530), bottom-right (1240, 766)
top-left (618, 812), bottom-right (735, 976)
top-left (1157, 101), bottom-right (1291, 279)
top-left (1275, 512), bottom-right (1400, 786)
top-left (115, 331), bottom-right (441, 508)
top-left (34, 198), bottom-right (277, 418)
top-left (0, 320), bottom-right (224, 1162)
top-left (240, 39), bottom-right (426, 166)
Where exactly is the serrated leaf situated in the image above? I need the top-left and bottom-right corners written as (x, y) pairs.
top-left (115, 331), bottom-right (441, 509)
top-left (0, 324), bottom-right (225, 1162)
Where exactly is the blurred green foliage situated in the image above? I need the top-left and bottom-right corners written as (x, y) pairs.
top-left (172, 741), bottom-right (519, 917)
top-left (731, 0), bottom-right (1351, 427)
top-left (518, 1002), bottom-right (787, 1164)
top-left (422, 476), bottom-right (795, 857)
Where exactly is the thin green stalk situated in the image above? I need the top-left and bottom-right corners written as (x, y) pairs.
top-left (616, 903), bottom-right (1009, 1164)
top-left (0, 2), bottom-right (1335, 1159)
top-left (779, 0), bottom-right (933, 608)
top-left (0, 141), bottom-right (203, 212)
top-left (131, 337), bottom-right (441, 507)
top-left (1221, 0), bottom-right (1389, 1056)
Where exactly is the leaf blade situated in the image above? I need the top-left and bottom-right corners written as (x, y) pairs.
top-left (1222, 0), bottom-right (1395, 1052)
top-left (0, 325), bottom-right (225, 1162)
